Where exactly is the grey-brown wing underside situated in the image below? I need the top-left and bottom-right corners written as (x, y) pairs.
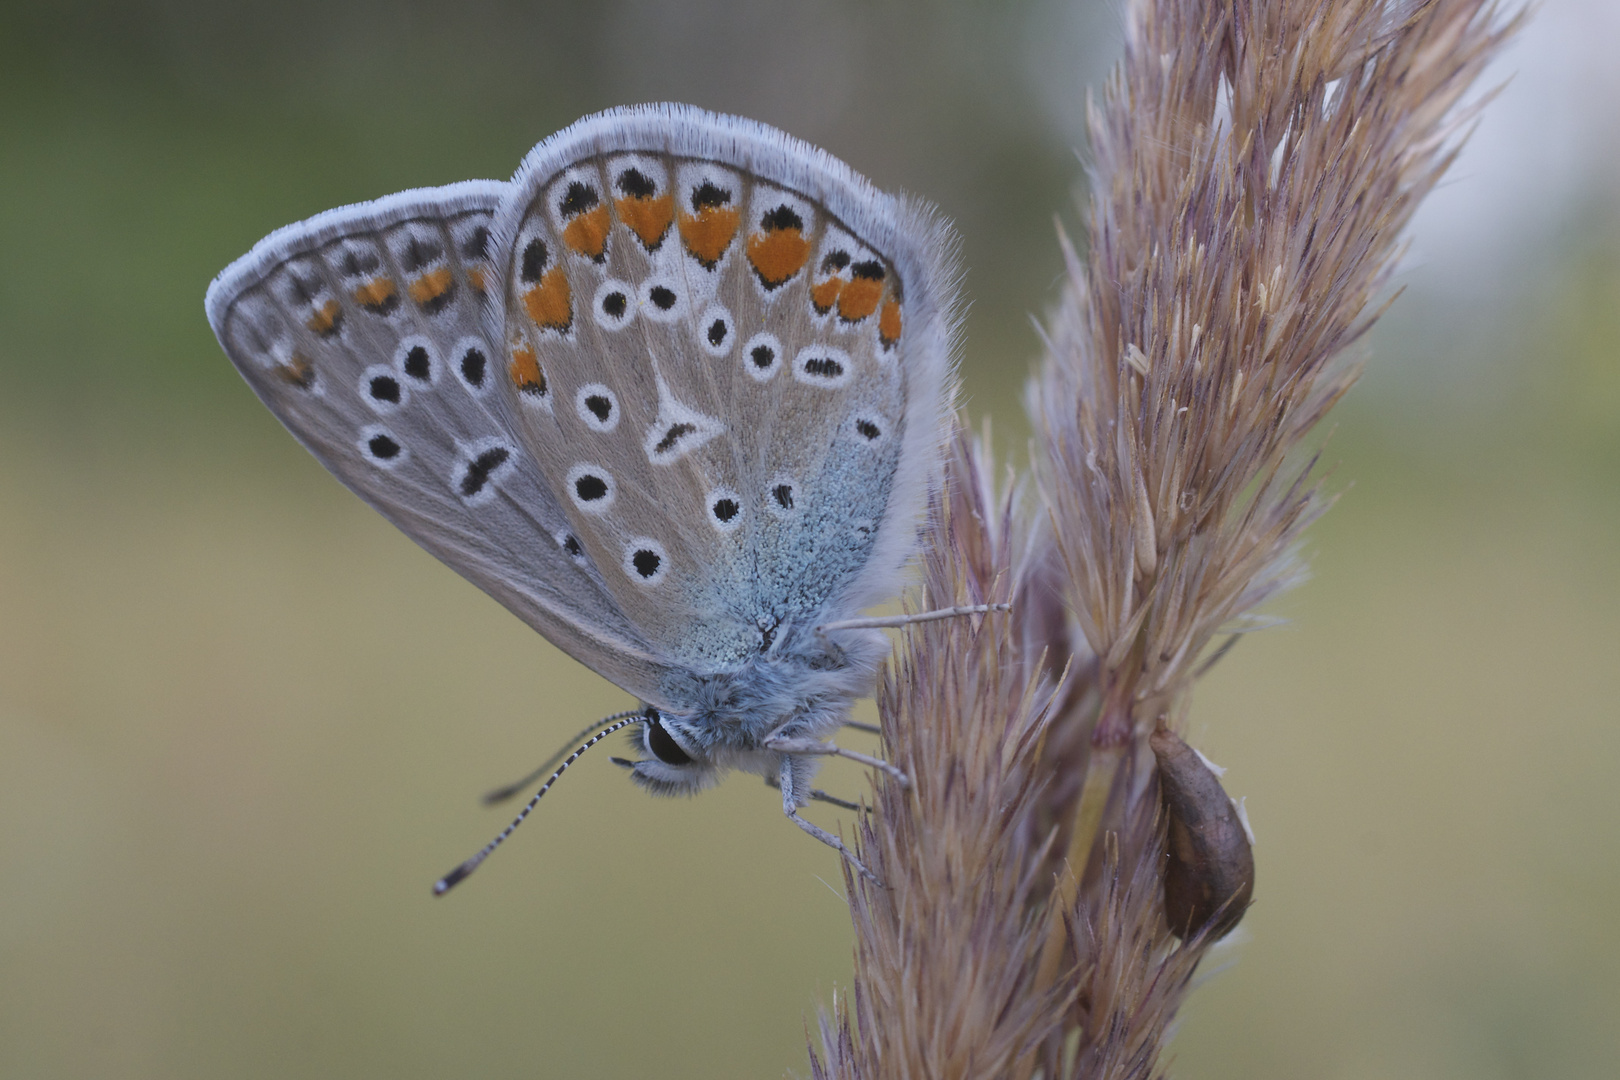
top-left (205, 180), bottom-right (682, 706)
top-left (482, 110), bottom-right (958, 673)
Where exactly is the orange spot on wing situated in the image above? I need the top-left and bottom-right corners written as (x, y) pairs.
top-left (274, 353), bottom-right (316, 389)
top-left (879, 298), bottom-right (903, 349)
top-left (746, 229), bottom-right (811, 287)
top-left (508, 345), bottom-right (546, 396)
top-left (836, 277), bottom-right (883, 322)
top-left (408, 266), bottom-right (454, 305)
top-left (306, 298), bottom-right (342, 337)
top-left (811, 278), bottom-right (843, 315)
top-left (678, 206), bottom-right (740, 268)
top-left (615, 193), bottom-right (674, 250)
top-left (466, 267), bottom-right (486, 294)
top-left (522, 267), bottom-right (572, 331)
top-left (351, 277), bottom-right (399, 314)
top-left (562, 203), bottom-right (610, 260)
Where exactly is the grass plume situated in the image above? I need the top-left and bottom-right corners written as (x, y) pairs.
top-left (811, 0), bottom-right (1518, 1076)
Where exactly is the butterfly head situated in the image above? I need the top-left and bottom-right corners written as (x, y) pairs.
top-left (614, 707), bottom-right (723, 796)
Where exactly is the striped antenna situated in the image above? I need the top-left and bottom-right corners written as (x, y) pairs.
top-left (433, 710), bottom-right (646, 896)
top-left (482, 710), bottom-right (644, 804)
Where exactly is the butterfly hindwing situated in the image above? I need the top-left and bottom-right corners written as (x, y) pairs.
top-left (205, 180), bottom-right (681, 704)
top-left (487, 107), bottom-right (959, 672)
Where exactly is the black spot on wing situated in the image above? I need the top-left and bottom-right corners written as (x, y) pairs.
top-left (459, 447), bottom-right (511, 498)
top-left (761, 205), bottom-right (803, 232)
top-left (340, 248), bottom-right (380, 277)
top-left (399, 234), bottom-right (442, 273)
top-left (460, 347), bottom-right (486, 388)
top-left (560, 181), bottom-right (599, 215)
top-left (850, 260), bottom-right (885, 281)
top-left (654, 423), bottom-right (696, 454)
top-left (520, 238), bottom-right (548, 284)
top-left (369, 375), bottom-right (401, 404)
top-left (631, 549), bottom-right (661, 579)
top-left (804, 355), bottom-right (843, 379)
top-left (617, 168), bottom-right (656, 198)
top-left (459, 225), bottom-right (490, 260)
top-left (402, 345), bottom-right (431, 382)
top-left (690, 181), bottom-right (731, 209)
top-left (287, 274), bottom-right (321, 305)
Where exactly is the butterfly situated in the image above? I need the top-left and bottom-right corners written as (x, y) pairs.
top-left (205, 104), bottom-right (978, 889)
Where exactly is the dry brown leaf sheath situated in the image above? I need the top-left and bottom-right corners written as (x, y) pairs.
top-left (811, 0), bottom-right (1517, 1077)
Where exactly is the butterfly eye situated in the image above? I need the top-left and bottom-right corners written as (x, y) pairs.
top-left (645, 712), bottom-right (693, 766)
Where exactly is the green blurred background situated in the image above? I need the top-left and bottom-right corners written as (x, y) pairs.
top-left (2, 1), bottom-right (1615, 1076)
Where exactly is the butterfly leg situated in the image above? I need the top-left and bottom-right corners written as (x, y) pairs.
top-left (777, 756), bottom-right (881, 884)
top-left (816, 603), bottom-right (1011, 633)
top-left (763, 773), bottom-right (864, 812)
top-left (764, 734), bottom-right (911, 789)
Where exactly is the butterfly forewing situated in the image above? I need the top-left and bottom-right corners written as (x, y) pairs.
top-left (491, 132), bottom-right (929, 670)
top-left (205, 181), bottom-right (680, 703)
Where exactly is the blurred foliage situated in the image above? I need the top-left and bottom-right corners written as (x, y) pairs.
top-left (1, 2), bottom-right (1616, 1078)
